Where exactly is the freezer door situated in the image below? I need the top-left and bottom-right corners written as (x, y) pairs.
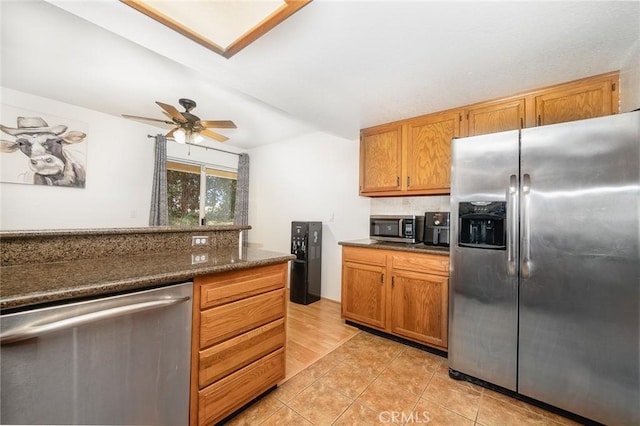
top-left (449, 130), bottom-right (520, 391)
top-left (518, 112), bottom-right (639, 425)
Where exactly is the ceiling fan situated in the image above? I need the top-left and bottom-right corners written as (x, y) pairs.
top-left (122, 98), bottom-right (236, 143)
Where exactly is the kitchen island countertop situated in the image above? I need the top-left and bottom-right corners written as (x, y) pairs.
top-left (0, 246), bottom-right (294, 311)
top-left (339, 239), bottom-right (450, 256)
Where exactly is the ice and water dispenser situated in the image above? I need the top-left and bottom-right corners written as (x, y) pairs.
top-left (290, 221), bottom-right (322, 305)
top-left (458, 202), bottom-right (507, 250)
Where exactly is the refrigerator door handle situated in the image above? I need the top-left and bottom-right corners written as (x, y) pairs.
top-left (507, 174), bottom-right (518, 276)
top-left (521, 173), bottom-right (532, 278)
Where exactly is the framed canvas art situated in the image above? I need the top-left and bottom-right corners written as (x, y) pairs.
top-left (0, 104), bottom-right (88, 188)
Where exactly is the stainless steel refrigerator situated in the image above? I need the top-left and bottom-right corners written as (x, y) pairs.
top-left (449, 111), bottom-right (639, 425)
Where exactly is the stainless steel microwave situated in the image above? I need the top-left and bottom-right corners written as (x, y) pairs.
top-left (370, 215), bottom-right (425, 243)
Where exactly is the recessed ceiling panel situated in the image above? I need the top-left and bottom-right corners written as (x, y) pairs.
top-left (121, 0), bottom-right (311, 58)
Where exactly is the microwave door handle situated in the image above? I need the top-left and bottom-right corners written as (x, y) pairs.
top-left (398, 219), bottom-right (403, 237)
top-left (507, 174), bottom-right (518, 276)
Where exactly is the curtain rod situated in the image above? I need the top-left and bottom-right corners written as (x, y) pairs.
top-left (147, 134), bottom-right (243, 156)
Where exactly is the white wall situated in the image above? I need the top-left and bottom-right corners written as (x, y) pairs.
top-left (248, 132), bottom-right (370, 301)
top-left (0, 88), bottom-right (239, 230)
top-left (620, 39), bottom-right (640, 113)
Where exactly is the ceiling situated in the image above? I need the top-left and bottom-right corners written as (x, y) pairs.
top-left (1, 1), bottom-right (639, 150)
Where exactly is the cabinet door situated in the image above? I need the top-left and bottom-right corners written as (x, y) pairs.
top-left (359, 124), bottom-right (402, 195)
top-left (535, 79), bottom-right (614, 126)
top-left (341, 261), bottom-right (386, 329)
top-left (466, 98), bottom-right (525, 137)
top-left (390, 270), bottom-right (448, 348)
top-left (406, 112), bottom-right (460, 194)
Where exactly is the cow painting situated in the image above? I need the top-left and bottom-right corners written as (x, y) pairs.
top-left (1, 116), bottom-right (87, 188)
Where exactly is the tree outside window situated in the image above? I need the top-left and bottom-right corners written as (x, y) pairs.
top-left (167, 161), bottom-right (237, 226)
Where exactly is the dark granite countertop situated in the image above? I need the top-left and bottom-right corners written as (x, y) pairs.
top-left (339, 239), bottom-right (450, 256)
top-left (0, 225), bottom-right (250, 238)
top-left (0, 247), bottom-right (294, 311)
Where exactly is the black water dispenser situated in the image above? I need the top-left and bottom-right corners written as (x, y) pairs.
top-left (290, 221), bottom-right (322, 305)
top-left (458, 202), bottom-right (506, 250)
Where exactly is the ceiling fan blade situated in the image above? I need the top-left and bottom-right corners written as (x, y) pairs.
top-left (199, 120), bottom-right (237, 129)
top-left (122, 114), bottom-right (174, 125)
top-left (201, 129), bottom-right (229, 142)
top-left (156, 101), bottom-right (187, 123)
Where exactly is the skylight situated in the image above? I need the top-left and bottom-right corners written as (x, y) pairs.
top-left (121, 0), bottom-right (311, 59)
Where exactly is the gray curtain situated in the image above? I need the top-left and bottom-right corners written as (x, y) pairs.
top-left (234, 153), bottom-right (249, 240)
top-left (149, 134), bottom-right (168, 226)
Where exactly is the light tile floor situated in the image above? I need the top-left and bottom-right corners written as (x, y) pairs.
top-left (226, 332), bottom-right (582, 425)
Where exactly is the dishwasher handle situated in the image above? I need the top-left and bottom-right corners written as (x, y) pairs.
top-left (0, 296), bottom-right (190, 345)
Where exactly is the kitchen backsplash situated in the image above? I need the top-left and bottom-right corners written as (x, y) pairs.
top-left (370, 196), bottom-right (450, 216)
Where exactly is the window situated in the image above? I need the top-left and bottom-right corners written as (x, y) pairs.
top-left (167, 160), bottom-right (237, 226)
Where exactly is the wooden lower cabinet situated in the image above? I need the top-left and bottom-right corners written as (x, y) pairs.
top-left (390, 270), bottom-right (448, 348)
top-left (191, 263), bottom-right (288, 426)
top-left (342, 246), bottom-right (449, 351)
top-left (341, 260), bottom-right (386, 329)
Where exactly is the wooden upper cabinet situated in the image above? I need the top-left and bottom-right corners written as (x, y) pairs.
top-left (534, 76), bottom-right (617, 126)
top-left (465, 98), bottom-right (525, 137)
top-left (406, 112), bottom-right (460, 194)
top-left (358, 71), bottom-right (619, 197)
top-left (359, 124), bottom-right (402, 194)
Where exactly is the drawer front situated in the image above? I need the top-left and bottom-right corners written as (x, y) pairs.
top-left (199, 263), bottom-right (287, 309)
top-left (342, 246), bottom-right (387, 266)
top-left (392, 253), bottom-right (449, 275)
top-left (198, 319), bottom-right (285, 388)
top-left (200, 289), bottom-right (285, 348)
top-left (198, 348), bottom-right (285, 426)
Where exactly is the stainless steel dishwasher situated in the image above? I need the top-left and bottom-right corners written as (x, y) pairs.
top-left (0, 281), bottom-right (193, 425)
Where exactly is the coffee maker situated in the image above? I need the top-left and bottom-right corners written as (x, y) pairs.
top-left (424, 212), bottom-right (450, 247)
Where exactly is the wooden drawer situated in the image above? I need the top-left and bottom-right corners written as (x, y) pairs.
top-left (392, 253), bottom-right (449, 275)
top-left (343, 246), bottom-right (387, 266)
top-left (198, 263), bottom-right (286, 309)
top-left (198, 319), bottom-right (285, 388)
top-left (200, 289), bottom-right (285, 349)
top-left (198, 348), bottom-right (285, 426)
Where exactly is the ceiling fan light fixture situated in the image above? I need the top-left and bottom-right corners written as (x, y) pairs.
top-left (123, 98), bottom-right (236, 144)
top-left (192, 132), bottom-right (204, 144)
top-left (174, 128), bottom-right (186, 144)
